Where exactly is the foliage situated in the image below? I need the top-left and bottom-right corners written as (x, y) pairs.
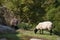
top-left (0, 0), bottom-right (60, 35)
top-left (18, 22), bottom-right (32, 30)
top-left (46, 6), bottom-right (60, 35)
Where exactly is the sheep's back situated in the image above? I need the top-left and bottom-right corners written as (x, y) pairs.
top-left (36, 21), bottom-right (52, 29)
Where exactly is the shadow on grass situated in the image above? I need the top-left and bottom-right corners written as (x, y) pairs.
top-left (0, 32), bottom-right (21, 40)
top-left (53, 32), bottom-right (60, 36)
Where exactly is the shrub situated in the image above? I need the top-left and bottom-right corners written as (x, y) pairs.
top-left (17, 22), bottom-right (32, 30)
top-left (46, 7), bottom-right (60, 35)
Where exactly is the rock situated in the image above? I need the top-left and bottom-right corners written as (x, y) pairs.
top-left (0, 38), bottom-right (7, 40)
top-left (0, 25), bottom-right (16, 33)
top-left (30, 38), bottom-right (42, 40)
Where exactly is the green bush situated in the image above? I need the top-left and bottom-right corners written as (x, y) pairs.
top-left (46, 7), bottom-right (60, 35)
top-left (53, 21), bottom-right (60, 35)
top-left (18, 22), bottom-right (32, 30)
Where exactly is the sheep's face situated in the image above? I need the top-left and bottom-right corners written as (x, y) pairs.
top-left (34, 28), bottom-right (38, 34)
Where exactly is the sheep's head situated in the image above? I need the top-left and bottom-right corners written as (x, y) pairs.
top-left (34, 28), bottom-right (38, 34)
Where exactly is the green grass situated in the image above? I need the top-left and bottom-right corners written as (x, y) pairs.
top-left (0, 29), bottom-right (60, 40)
top-left (0, 33), bottom-right (20, 40)
top-left (17, 29), bottom-right (60, 40)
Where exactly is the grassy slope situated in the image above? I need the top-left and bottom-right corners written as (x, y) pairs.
top-left (0, 29), bottom-right (60, 40)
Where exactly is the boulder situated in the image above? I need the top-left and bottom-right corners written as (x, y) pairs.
top-left (0, 25), bottom-right (16, 33)
top-left (0, 38), bottom-right (7, 40)
top-left (30, 38), bottom-right (42, 40)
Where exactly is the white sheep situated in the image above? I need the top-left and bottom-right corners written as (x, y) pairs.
top-left (34, 21), bottom-right (53, 35)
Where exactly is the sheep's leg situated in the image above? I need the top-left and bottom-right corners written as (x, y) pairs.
top-left (50, 29), bottom-right (52, 35)
top-left (39, 29), bottom-right (41, 34)
top-left (39, 29), bottom-right (43, 34)
top-left (41, 29), bottom-right (43, 34)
